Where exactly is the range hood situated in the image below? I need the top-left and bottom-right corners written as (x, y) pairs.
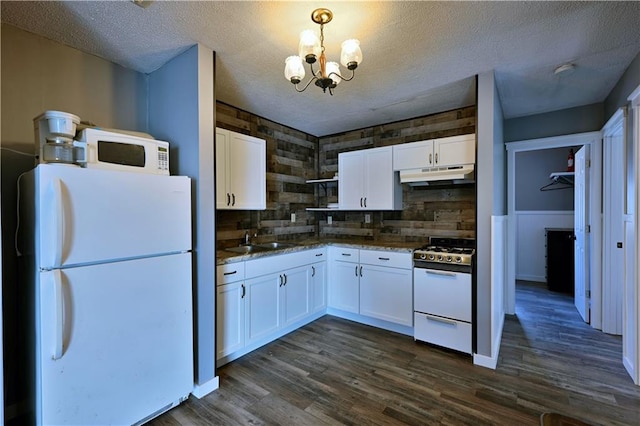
top-left (399, 164), bottom-right (475, 186)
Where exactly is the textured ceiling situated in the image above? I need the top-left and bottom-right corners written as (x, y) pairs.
top-left (2, 1), bottom-right (639, 137)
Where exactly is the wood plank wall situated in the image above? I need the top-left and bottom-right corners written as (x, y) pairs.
top-left (216, 102), bottom-right (319, 248)
top-left (318, 106), bottom-right (477, 243)
top-left (215, 102), bottom-right (476, 248)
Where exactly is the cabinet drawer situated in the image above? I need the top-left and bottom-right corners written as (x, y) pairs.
top-left (360, 249), bottom-right (411, 269)
top-left (245, 248), bottom-right (323, 279)
top-left (414, 312), bottom-right (471, 354)
top-left (330, 247), bottom-right (359, 263)
top-left (217, 262), bottom-right (245, 285)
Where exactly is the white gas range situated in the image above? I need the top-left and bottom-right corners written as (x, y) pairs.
top-left (413, 237), bottom-right (475, 354)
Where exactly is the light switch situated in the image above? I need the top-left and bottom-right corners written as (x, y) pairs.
top-left (291, 213), bottom-right (296, 223)
top-left (327, 216), bottom-right (332, 225)
top-left (365, 214), bottom-right (371, 224)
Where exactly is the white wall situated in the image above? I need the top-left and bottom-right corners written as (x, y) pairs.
top-left (515, 211), bottom-right (574, 282)
top-left (476, 71), bottom-right (506, 366)
top-left (148, 44), bottom-right (218, 397)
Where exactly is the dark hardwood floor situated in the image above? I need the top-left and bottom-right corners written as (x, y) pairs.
top-left (150, 281), bottom-right (640, 425)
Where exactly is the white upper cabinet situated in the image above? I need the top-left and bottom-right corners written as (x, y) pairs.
top-left (393, 133), bottom-right (476, 171)
top-left (216, 128), bottom-right (266, 210)
top-left (338, 146), bottom-right (402, 210)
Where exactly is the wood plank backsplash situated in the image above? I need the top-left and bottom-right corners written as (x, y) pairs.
top-left (216, 102), bottom-right (476, 249)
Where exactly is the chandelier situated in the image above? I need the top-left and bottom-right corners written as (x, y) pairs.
top-left (284, 8), bottom-right (363, 95)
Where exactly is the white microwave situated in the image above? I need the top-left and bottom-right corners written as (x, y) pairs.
top-left (75, 128), bottom-right (170, 175)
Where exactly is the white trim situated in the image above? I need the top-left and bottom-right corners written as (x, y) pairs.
top-left (506, 132), bottom-right (602, 321)
top-left (626, 84), bottom-right (640, 384)
top-left (191, 376), bottom-right (219, 399)
top-left (473, 310), bottom-right (503, 371)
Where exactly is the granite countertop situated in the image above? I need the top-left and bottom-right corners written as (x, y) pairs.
top-left (216, 239), bottom-right (417, 265)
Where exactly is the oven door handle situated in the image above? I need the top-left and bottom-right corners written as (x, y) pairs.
top-left (424, 270), bottom-right (457, 277)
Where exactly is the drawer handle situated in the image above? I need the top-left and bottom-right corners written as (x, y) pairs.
top-left (426, 315), bottom-right (457, 326)
top-left (425, 270), bottom-right (456, 277)
top-left (378, 257), bottom-right (390, 261)
top-left (223, 270), bottom-right (237, 276)
top-left (342, 253), bottom-right (352, 257)
top-left (315, 253), bottom-right (323, 257)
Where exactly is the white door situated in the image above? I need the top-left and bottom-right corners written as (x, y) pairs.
top-left (215, 128), bottom-right (231, 209)
top-left (311, 261), bottom-right (327, 313)
top-left (38, 253), bottom-right (193, 425)
top-left (359, 264), bottom-right (413, 326)
top-left (363, 147), bottom-right (393, 210)
top-left (31, 165), bottom-right (191, 268)
top-left (574, 146), bottom-right (590, 323)
top-left (228, 132), bottom-right (266, 209)
top-left (603, 122), bottom-right (625, 335)
top-left (216, 281), bottom-right (245, 359)
top-left (329, 261), bottom-right (360, 313)
top-left (339, 151), bottom-right (365, 210)
top-left (281, 266), bottom-right (311, 326)
top-left (245, 274), bottom-right (281, 344)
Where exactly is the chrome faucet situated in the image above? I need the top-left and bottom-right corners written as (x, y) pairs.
top-left (244, 232), bottom-right (251, 245)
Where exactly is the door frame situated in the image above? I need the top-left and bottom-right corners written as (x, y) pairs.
top-left (625, 85), bottom-right (640, 385)
top-left (602, 108), bottom-right (626, 335)
top-left (506, 132), bottom-right (603, 328)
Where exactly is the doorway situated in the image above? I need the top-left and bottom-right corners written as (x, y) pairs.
top-left (506, 132), bottom-right (603, 325)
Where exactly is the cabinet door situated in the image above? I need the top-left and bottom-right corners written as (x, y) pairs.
top-left (393, 139), bottom-right (434, 170)
top-left (216, 281), bottom-right (245, 359)
top-left (245, 274), bottom-right (280, 344)
top-left (329, 261), bottom-right (360, 313)
top-left (310, 261), bottom-right (327, 313)
top-left (228, 133), bottom-right (266, 210)
top-left (338, 151), bottom-right (365, 210)
top-left (215, 128), bottom-right (231, 209)
top-left (281, 266), bottom-right (311, 326)
top-left (434, 134), bottom-right (475, 167)
top-left (363, 147), bottom-right (396, 210)
top-left (360, 265), bottom-right (413, 326)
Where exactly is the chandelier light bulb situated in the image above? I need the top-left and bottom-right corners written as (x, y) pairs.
top-left (284, 56), bottom-right (305, 84)
top-left (340, 39), bottom-right (362, 70)
top-left (326, 62), bottom-right (341, 85)
top-left (298, 30), bottom-right (320, 63)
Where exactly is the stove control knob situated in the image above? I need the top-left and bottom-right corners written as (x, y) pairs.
top-left (428, 254), bottom-right (435, 261)
top-left (437, 255), bottom-right (443, 261)
top-left (446, 256), bottom-right (452, 262)
top-left (419, 253), bottom-right (426, 260)
top-left (456, 256), bottom-right (462, 263)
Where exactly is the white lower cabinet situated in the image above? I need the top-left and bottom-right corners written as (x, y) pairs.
top-left (216, 281), bottom-right (245, 359)
top-left (281, 265), bottom-right (311, 326)
top-left (216, 248), bottom-right (326, 364)
top-left (329, 247), bottom-right (360, 313)
top-left (359, 264), bottom-right (413, 326)
top-left (245, 273), bottom-right (281, 345)
top-left (329, 247), bottom-right (413, 327)
top-left (310, 261), bottom-right (327, 313)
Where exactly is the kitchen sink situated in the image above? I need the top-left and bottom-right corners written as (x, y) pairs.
top-left (255, 242), bottom-right (298, 250)
top-left (224, 242), bottom-right (298, 254)
top-left (224, 245), bottom-right (268, 254)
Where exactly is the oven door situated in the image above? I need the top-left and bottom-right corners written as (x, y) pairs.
top-left (413, 268), bottom-right (471, 322)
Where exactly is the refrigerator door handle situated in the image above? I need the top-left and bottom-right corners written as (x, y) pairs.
top-left (51, 178), bottom-right (65, 267)
top-left (53, 269), bottom-right (65, 360)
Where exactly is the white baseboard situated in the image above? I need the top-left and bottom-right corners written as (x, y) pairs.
top-left (191, 376), bottom-right (219, 399)
top-left (516, 274), bottom-right (545, 283)
top-left (623, 355), bottom-right (639, 385)
top-left (473, 313), bottom-right (505, 370)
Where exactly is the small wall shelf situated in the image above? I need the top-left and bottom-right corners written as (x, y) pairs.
top-left (306, 177), bottom-right (339, 211)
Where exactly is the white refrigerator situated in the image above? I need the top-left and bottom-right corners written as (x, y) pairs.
top-left (20, 164), bottom-right (194, 425)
